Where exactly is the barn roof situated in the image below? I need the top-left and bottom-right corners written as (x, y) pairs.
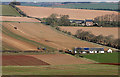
top-left (85, 20), bottom-right (93, 22)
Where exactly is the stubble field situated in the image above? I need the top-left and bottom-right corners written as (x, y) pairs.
top-left (59, 26), bottom-right (119, 39)
top-left (17, 6), bottom-right (118, 20)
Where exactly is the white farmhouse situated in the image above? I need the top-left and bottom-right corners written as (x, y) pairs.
top-left (99, 51), bottom-right (105, 53)
top-left (89, 51), bottom-right (94, 54)
top-left (107, 49), bottom-right (112, 53)
top-left (82, 51), bottom-right (87, 54)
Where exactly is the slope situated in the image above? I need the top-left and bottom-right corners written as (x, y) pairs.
top-left (2, 22), bottom-right (116, 51)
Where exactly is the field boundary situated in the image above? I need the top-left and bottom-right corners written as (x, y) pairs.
top-left (50, 26), bottom-right (118, 51)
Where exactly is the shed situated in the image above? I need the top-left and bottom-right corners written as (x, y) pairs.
top-left (85, 19), bottom-right (94, 26)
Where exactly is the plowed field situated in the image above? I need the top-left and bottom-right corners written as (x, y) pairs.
top-left (2, 55), bottom-right (49, 66)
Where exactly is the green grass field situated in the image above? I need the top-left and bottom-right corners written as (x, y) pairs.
top-left (2, 64), bottom-right (119, 75)
top-left (1, 5), bottom-right (21, 16)
top-left (55, 3), bottom-right (118, 11)
top-left (81, 52), bottom-right (119, 63)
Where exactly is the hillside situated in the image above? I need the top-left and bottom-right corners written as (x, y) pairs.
top-left (1, 5), bottom-right (20, 16)
top-left (55, 3), bottom-right (118, 11)
top-left (59, 26), bottom-right (119, 39)
top-left (17, 6), bottom-right (118, 20)
top-left (1, 16), bottom-right (40, 22)
top-left (2, 22), bottom-right (115, 51)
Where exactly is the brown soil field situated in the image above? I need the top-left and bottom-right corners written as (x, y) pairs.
top-left (2, 22), bottom-right (113, 50)
top-left (29, 54), bottom-right (92, 65)
top-left (17, 6), bottom-right (118, 20)
top-left (0, 16), bottom-right (40, 22)
top-left (2, 55), bottom-right (49, 66)
top-left (59, 26), bottom-right (119, 39)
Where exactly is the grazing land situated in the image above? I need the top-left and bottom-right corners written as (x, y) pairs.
top-left (2, 64), bottom-right (118, 75)
top-left (55, 3), bottom-right (118, 11)
top-left (17, 6), bottom-right (118, 20)
top-left (2, 22), bottom-right (115, 51)
top-left (59, 26), bottom-right (119, 39)
top-left (1, 5), bottom-right (20, 16)
top-left (81, 52), bottom-right (119, 63)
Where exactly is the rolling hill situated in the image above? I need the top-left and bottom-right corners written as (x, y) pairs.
top-left (2, 22), bottom-right (117, 51)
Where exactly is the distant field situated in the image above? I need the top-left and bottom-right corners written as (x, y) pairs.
top-left (1, 5), bottom-right (20, 16)
top-left (17, 6), bottom-right (118, 20)
top-left (55, 3), bottom-right (118, 10)
top-left (59, 26), bottom-right (119, 39)
top-left (82, 52), bottom-right (119, 63)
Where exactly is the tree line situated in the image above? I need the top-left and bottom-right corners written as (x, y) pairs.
top-left (75, 29), bottom-right (120, 49)
top-left (43, 14), bottom-right (70, 26)
top-left (9, 2), bottom-right (27, 17)
top-left (94, 14), bottom-right (120, 27)
top-left (55, 27), bottom-right (119, 49)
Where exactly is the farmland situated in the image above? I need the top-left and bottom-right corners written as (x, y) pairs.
top-left (2, 63), bottom-right (118, 75)
top-left (2, 54), bottom-right (119, 75)
top-left (2, 55), bottom-right (49, 66)
top-left (59, 26), bottom-right (119, 39)
top-left (2, 54), bottom-right (91, 66)
top-left (1, 5), bottom-right (20, 16)
top-left (2, 22), bottom-right (116, 51)
top-left (1, 16), bottom-right (41, 22)
top-left (55, 2), bottom-right (118, 11)
top-left (81, 52), bottom-right (119, 63)
top-left (1, 3), bottom-right (119, 76)
top-left (17, 6), bottom-right (118, 20)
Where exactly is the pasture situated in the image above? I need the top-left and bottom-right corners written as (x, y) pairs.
top-left (55, 3), bottom-right (118, 11)
top-left (59, 26), bottom-right (119, 39)
top-left (1, 5), bottom-right (20, 16)
top-left (2, 64), bottom-right (118, 75)
top-left (2, 54), bottom-right (119, 75)
top-left (81, 52), bottom-right (119, 63)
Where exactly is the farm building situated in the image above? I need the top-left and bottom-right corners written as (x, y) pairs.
top-left (70, 19), bottom-right (84, 24)
top-left (85, 20), bottom-right (94, 26)
top-left (69, 19), bottom-right (95, 26)
top-left (74, 47), bottom-right (105, 54)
